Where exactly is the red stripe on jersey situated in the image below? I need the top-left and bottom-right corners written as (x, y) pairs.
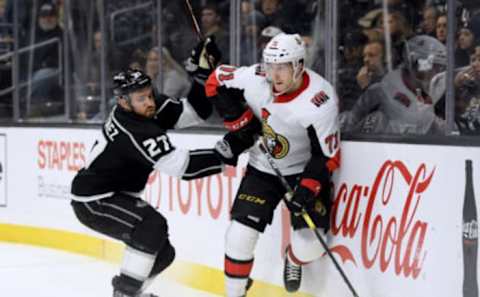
top-left (224, 108), bottom-right (254, 131)
top-left (224, 256), bottom-right (254, 278)
top-left (300, 178), bottom-right (322, 196)
top-left (327, 150), bottom-right (341, 172)
top-left (205, 70), bottom-right (220, 97)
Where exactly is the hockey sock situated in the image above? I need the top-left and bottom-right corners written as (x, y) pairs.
top-left (120, 246), bottom-right (156, 282)
top-left (291, 228), bottom-right (327, 263)
top-left (224, 221), bottom-right (259, 297)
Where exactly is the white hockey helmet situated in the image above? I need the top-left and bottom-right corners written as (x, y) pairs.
top-left (405, 35), bottom-right (447, 72)
top-left (262, 33), bottom-right (306, 80)
top-left (404, 35), bottom-right (447, 92)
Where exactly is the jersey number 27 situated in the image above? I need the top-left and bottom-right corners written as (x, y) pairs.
top-left (143, 135), bottom-right (171, 158)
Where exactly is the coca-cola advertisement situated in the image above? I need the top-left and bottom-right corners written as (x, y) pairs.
top-left (295, 142), bottom-right (474, 297)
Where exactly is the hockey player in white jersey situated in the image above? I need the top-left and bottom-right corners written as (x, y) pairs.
top-left (206, 33), bottom-right (341, 296)
top-left (341, 35), bottom-right (447, 134)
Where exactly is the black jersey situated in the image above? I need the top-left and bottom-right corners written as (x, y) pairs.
top-left (71, 105), bottom-right (176, 201)
top-left (71, 83), bottom-right (223, 202)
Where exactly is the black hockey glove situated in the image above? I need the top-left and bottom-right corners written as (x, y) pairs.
top-left (213, 86), bottom-right (247, 121)
top-left (213, 131), bottom-right (256, 166)
top-left (185, 36), bottom-right (222, 84)
top-left (211, 86), bottom-right (263, 134)
top-left (214, 137), bottom-right (237, 166)
top-left (286, 179), bottom-right (321, 216)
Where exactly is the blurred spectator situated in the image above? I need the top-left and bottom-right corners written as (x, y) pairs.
top-left (418, 5), bottom-right (439, 36)
top-left (341, 35), bottom-right (447, 135)
top-left (241, 0), bottom-right (256, 15)
top-left (301, 32), bottom-right (325, 75)
top-left (28, 2), bottom-right (64, 116)
top-left (337, 29), bottom-right (368, 111)
top-left (0, 0), bottom-right (12, 55)
top-left (258, 25), bottom-right (283, 50)
top-left (145, 46), bottom-right (191, 98)
top-left (279, 0), bottom-right (317, 34)
top-left (359, 9), bottom-right (385, 42)
top-left (240, 10), bottom-right (267, 65)
top-left (454, 45), bottom-right (480, 134)
top-left (259, 0), bottom-right (290, 31)
top-left (356, 41), bottom-right (386, 90)
top-left (384, 0), bottom-right (421, 26)
top-left (456, 21), bottom-right (479, 67)
top-left (201, 3), bottom-right (229, 63)
top-left (32, 2), bottom-right (63, 71)
top-left (161, 2), bottom-right (197, 63)
top-left (435, 13), bottom-right (447, 44)
top-left (128, 48), bottom-right (146, 71)
top-left (80, 30), bottom-right (102, 92)
top-left (380, 11), bottom-right (414, 41)
top-left (374, 10), bottom-right (413, 67)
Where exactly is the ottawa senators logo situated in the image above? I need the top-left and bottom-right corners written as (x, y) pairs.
top-left (261, 108), bottom-right (289, 159)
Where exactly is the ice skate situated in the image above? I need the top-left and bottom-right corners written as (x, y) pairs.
top-left (283, 253), bottom-right (302, 292)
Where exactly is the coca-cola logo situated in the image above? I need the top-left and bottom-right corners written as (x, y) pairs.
top-left (330, 160), bottom-right (435, 279)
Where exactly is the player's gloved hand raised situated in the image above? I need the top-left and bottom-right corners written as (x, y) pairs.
top-left (285, 179), bottom-right (321, 216)
top-left (185, 36), bottom-right (222, 84)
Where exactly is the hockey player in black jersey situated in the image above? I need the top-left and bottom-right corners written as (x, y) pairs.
top-left (70, 40), bottom-right (234, 297)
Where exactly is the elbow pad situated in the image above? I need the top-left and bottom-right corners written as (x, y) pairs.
top-left (182, 149), bottom-right (223, 180)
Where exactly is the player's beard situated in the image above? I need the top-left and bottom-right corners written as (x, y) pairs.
top-left (143, 107), bottom-right (156, 118)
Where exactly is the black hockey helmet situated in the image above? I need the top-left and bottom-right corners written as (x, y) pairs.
top-left (112, 69), bottom-right (152, 98)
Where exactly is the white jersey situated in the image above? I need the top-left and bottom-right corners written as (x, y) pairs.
top-left (347, 68), bottom-right (445, 134)
top-left (210, 64), bottom-right (340, 176)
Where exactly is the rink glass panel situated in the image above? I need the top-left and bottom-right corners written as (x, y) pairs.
top-left (0, 0), bottom-right (478, 141)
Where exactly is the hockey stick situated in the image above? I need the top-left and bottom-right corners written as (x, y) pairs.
top-left (184, 0), bottom-right (215, 70)
top-left (258, 139), bottom-right (360, 297)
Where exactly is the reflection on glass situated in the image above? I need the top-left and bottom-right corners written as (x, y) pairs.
top-left (337, 0), bottom-right (451, 136)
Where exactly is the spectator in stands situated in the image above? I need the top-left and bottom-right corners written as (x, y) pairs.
top-left (75, 30), bottom-right (103, 121)
top-left (201, 3), bottom-right (229, 63)
top-left (456, 22), bottom-right (479, 67)
top-left (259, 0), bottom-right (291, 31)
top-left (384, 0), bottom-right (421, 26)
top-left (337, 29), bottom-right (368, 111)
top-left (29, 2), bottom-right (64, 116)
top-left (145, 46), bottom-right (191, 98)
top-left (418, 5), bottom-right (439, 36)
top-left (359, 10), bottom-right (412, 67)
top-left (356, 40), bottom-right (386, 90)
top-left (358, 8), bottom-right (383, 42)
top-left (161, 2), bottom-right (197, 64)
top-left (241, 0), bottom-right (256, 15)
top-left (454, 45), bottom-right (480, 134)
top-left (341, 35), bottom-right (447, 135)
top-left (0, 0), bottom-right (12, 55)
top-left (128, 48), bottom-right (146, 71)
top-left (258, 25), bottom-right (283, 50)
top-left (240, 10), bottom-right (267, 65)
top-left (377, 10), bottom-right (413, 67)
top-left (435, 13), bottom-right (448, 44)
